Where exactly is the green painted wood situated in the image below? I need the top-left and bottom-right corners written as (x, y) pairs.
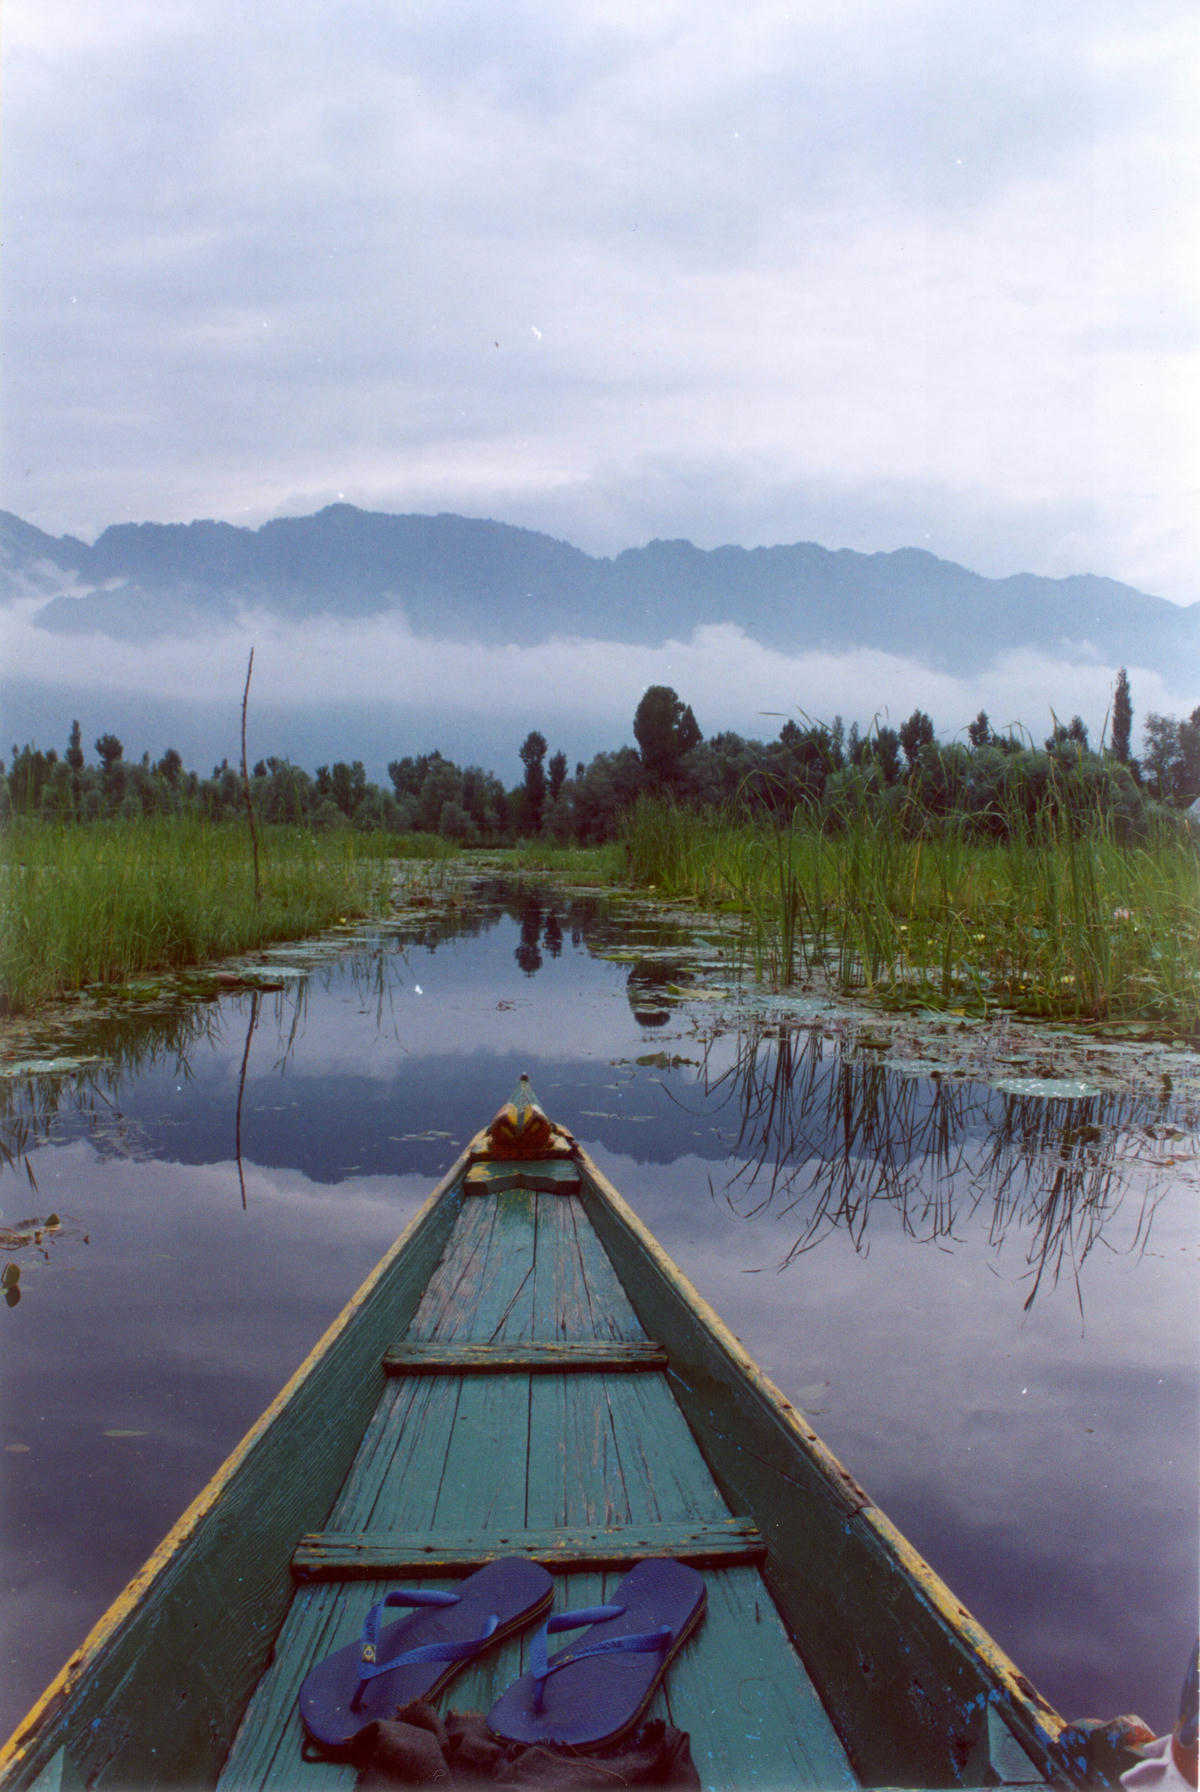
top-left (661, 1563), bottom-right (857, 1789)
top-left (410, 1185), bottom-right (537, 1345)
top-left (218, 1157), bottom-right (856, 1791)
top-left (964, 1706), bottom-right (1047, 1784)
top-left (217, 1580), bottom-right (365, 1792)
top-left (25, 1752), bottom-right (85, 1792)
top-left (430, 1360), bottom-right (531, 1531)
top-left (462, 1159), bottom-right (581, 1194)
top-left (405, 1194), bottom-right (500, 1342)
top-left (575, 1157), bottom-right (1065, 1788)
top-left (292, 1518), bottom-right (765, 1579)
top-left (530, 1191), bottom-right (645, 1341)
top-left (382, 1340), bottom-right (669, 1374)
top-left (599, 1367), bottom-right (731, 1523)
top-left (326, 1375), bottom-right (463, 1532)
top-left (0, 1173), bottom-right (467, 1792)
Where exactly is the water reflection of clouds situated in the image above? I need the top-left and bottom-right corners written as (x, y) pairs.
top-left (1, 1142), bottom-right (434, 1734)
top-left (589, 1135), bottom-right (1198, 1729)
top-left (219, 918), bottom-right (639, 1075)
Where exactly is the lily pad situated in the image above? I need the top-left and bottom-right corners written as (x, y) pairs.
top-left (0, 1056), bottom-right (99, 1079)
top-left (992, 1076), bottom-right (1102, 1100)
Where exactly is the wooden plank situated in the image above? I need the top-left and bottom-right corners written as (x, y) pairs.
top-left (325, 1375), bottom-right (463, 1533)
top-left (472, 1186), bottom-right (538, 1342)
top-left (530, 1192), bottom-right (644, 1341)
top-left (404, 1186), bottom-right (539, 1344)
top-left (661, 1563), bottom-right (857, 1789)
top-left (383, 1340), bottom-right (669, 1374)
top-left (429, 1363), bottom-right (531, 1533)
top-left (217, 1580), bottom-right (365, 1792)
top-left (596, 1365), bottom-right (730, 1524)
top-left (463, 1160), bottom-right (581, 1195)
top-left (405, 1194), bottom-right (499, 1342)
top-left (291, 1519), bottom-right (766, 1579)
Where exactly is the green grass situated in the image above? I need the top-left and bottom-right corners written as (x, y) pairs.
top-left (491, 839), bottom-right (628, 882)
top-left (0, 818), bottom-right (439, 1013)
top-left (621, 796), bottom-right (1200, 1037)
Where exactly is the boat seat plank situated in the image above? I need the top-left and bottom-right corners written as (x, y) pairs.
top-left (292, 1518), bottom-right (765, 1578)
top-left (383, 1339), bottom-right (669, 1373)
top-left (463, 1159), bottom-right (581, 1195)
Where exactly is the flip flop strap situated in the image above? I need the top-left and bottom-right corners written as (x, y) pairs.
top-left (357, 1587), bottom-right (498, 1682)
top-left (530, 1604), bottom-right (672, 1711)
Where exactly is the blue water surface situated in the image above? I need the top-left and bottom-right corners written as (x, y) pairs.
top-left (1, 883), bottom-right (1196, 1742)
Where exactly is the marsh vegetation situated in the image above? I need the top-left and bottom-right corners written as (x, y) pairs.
top-left (0, 819), bottom-right (409, 1013)
top-left (623, 796), bottom-right (1200, 1036)
top-left (4, 682), bottom-right (1198, 1033)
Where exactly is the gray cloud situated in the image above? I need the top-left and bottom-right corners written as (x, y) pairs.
top-left (3, 1), bottom-right (1197, 606)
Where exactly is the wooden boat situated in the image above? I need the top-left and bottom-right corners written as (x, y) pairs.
top-left (0, 1079), bottom-right (1114, 1790)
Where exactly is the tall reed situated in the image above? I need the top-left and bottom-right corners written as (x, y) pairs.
top-left (620, 795), bottom-right (1200, 1035)
top-left (0, 818), bottom-right (401, 1013)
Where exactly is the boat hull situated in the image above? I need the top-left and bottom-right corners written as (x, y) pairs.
top-left (1, 1119), bottom-right (1084, 1790)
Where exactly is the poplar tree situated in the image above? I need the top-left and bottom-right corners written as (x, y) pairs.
top-left (1111, 669), bottom-right (1132, 764)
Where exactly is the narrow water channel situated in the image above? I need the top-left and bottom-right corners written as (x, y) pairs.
top-left (1, 880), bottom-right (1196, 1744)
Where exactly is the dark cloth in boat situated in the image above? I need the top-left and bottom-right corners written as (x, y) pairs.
top-left (351, 1698), bottom-right (700, 1789)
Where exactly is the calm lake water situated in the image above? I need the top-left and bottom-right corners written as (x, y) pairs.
top-left (2, 879), bottom-right (1197, 1745)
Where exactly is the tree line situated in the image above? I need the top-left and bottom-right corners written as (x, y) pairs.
top-left (4, 672), bottom-right (1198, 844)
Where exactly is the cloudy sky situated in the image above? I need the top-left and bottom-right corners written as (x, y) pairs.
top-left (4, 0), bottom-right (1199, 609)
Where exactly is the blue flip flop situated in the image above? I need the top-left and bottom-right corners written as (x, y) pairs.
top-left (299, 1557), bottom-right (553, 1751)
top-left (487, 1558), bottom-right (706, 1749)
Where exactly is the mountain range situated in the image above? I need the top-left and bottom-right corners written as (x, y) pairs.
top-left (3, 504), bottom-right (1196, 678)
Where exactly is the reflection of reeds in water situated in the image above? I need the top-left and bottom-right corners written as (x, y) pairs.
top-left (0, 981), bottom-right (298, 1181)
top-left (700, 1022), bottom-right (1194, 1313)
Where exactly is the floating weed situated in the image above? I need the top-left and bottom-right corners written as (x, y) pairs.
top-left (0, 1057), bottom-right (100, 1078)
top-left (993, 1077), bottom-right (1104, 1100)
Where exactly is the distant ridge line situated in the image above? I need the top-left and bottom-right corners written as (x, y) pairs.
top-left (1, 504), bottom-right (1194, 677)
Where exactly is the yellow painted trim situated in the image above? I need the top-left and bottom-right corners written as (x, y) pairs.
top-left (864, 1505), bottom-right (1066, 1739)
top-left (575, 1142), bottom-right (1069, 1751)
top-left (0, 1148), bottom-right (469, 1780)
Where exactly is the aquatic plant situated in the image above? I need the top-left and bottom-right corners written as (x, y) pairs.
top-left (0, 817), bottom-right (402, 1013)
top-left (621, 795), bottom-right (1200, 1036)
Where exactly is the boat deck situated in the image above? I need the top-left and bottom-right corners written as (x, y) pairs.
top-left (218, 1180), bottom-right (858, 1789)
